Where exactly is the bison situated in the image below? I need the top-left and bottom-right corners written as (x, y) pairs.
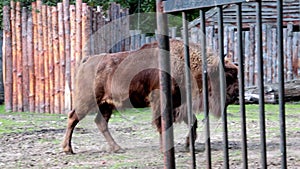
top-left (62, 39), bottom-right (239, 154)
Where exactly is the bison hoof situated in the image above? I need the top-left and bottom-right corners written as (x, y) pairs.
top-left (110, 145), bottom-right (125, 153)
top-left (63, 146), bottom-right (75, 155)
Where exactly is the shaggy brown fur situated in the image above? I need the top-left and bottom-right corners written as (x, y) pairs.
top-left (62, 39), bottom-right (239, 154)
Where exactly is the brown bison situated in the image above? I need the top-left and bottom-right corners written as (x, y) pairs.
top-left (62, 39), bottom-right (239, 154)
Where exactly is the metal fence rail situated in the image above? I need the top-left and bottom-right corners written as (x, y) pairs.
top-left (162, 0), bottom-right (287, 168)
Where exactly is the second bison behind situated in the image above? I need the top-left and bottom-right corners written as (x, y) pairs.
top-left (62, 39), bottom-right (239, 154)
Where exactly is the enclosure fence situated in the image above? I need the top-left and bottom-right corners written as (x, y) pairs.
top-left (2, 0), bottom-right (129, 114)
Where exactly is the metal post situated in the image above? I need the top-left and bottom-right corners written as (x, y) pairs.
top-left (256, 1), bottom-right (267, 168)
top-left (156, 0), bottom-right (176, 168)
top-left (236, 3), bottom-right (248, 169)
top-left (277, 0), bottom-right (287, 168)
top-left (182, 11), bottom-right (196, 169)
top-left (200, 9), bottom-right (212, 169)
top-left (217, 6), bottom-right (229, 169)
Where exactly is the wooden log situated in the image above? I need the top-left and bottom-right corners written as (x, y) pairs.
top-left (47, 7), bottom-right (54, 114)
top-left (37, 0), bottom-right (45, 113)
top-left (70, 5), bottom-right (76, 110)
top-left (287, 23), bottom-right (293, 81)
top-left (249, 24), bottom-right (255, 86)
top-left (16, 2), bottom-right (23, 112)
top-left (262, 24), bottom-right (267, 83)
top-left (283, 28), bottom-right (287, 80)
top-left (271, 28), bottom-right (277, 83)
top-left (58, 3), bottom-right (65, 114)
top-left (32, 2), bottom-right (39, 113)
top-left (3, 5), bottom-right (13, 111)
top-left (75, 0), bottom-right (82, 67)
top-left (244, 31), bottom-right (250, 87)
top-left (124, 9), bottom-right (130, 51)
top-left (11, 1), bottom-right (18, 112)
top-left (52, 6), bottom-right (60, 114)
top-left (42, 5), bottom-right (50, 113)
top-left (82, 3), bottom-right (91, 57)
top-left (22, 7), bottom-right (29, 112)
top-left (96, 11), bottom-right (106, 53)
top-left (64, 0), bottom-right (71, 113)
top-left (292, 33), bottom-right (299, 78)
top-left (245, 80), bottom-right (300, 104)
top-left (266, 25), bottom-right (273, 84)
top-left (27, 10), bottom-right (34, 113)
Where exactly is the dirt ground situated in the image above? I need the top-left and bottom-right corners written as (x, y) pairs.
top-left (0, 107), bottom-right (299, 169)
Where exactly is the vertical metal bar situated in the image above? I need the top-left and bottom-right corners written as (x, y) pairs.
top-left (236, 3), bottom-right (248, 169)
top-left (200, 9), bottom-right (212, 169)
top-left (217, 6), bottom-right (229, 169)
top-left (182, 11), bottom-right (196, 169)
top-left (156, 0), bottom-right (175, 168)
top-left (256, 1), bottom-right (267, 168)
top-left (277, 0), bottom-right (287, 168)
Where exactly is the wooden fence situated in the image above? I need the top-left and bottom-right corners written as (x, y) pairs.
top-left (190, 24), bottom-right (300, 87)
top-left (2, 0), bottom-right (130, 114)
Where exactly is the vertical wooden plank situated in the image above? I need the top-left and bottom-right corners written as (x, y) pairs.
top-left (37, 0), bottom-right (45, 113)
top-left (286, 23), bottom-right (293, 81)
top-left (3, 5), bottom-right (13, 111)
top-left (266, 25), bottom-right (273, 84)
top-left (292, 32), bottom-right (299, 78)
top-left (244, 31), bottom-right (250, 87)
top-left (22, 7), bottom-right (29, 112)
top-left (32, 2), bottom-right (39, 113)
top-left (249, 24), bottom-right (255, 86)
top-left (16, 2), bottom-right (23, 112)
top-left (228, 27), bottom-right (235, 61)
top-left (52, 6), bottom-right (60, 114)
top-left (58, 3), bottom-right (65, 114)
top-left (27, 10), bottom-right (34, 112)
top-left (262, 24), bottom-right (267, 83)
top-left (63, 0), bottom-right (71, 113)
top-left (75, 0), bottom-right (82, 66)
top-left (10, 1), bottom-right (18, 112)
top-left (47, 7), bottom-right (54, 114)
top-left (82, 3), bottom-right (91, 57)
top-left (283, 28), bottom-right (287, 80)
top-left (70, 5), bottom-right (76, 110)
top-left (206, 26), bottom-right (214, 50)
top-left (42, 5), bottom-right (49, 113)
top-left (123, 9), bottom-right (130, 51)
top-left (224, 26), bottom-right (229, 56)
top-left (271, 28), bottom-right (278, 83)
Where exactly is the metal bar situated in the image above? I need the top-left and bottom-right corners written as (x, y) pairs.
top-left (236, 3), bottom-right (248, 169)
top-left (277, 0), bottom-right (287, 168)
top-left (200, 9), bottom-right (212, 169)
top-left (182, 11), bottom-right (196, 169)
top-left (217, 6), bottom-right (229, 169)
top-left (156, 0), bottom-right (176, 168)
top-left (256, 1), bottom-right (267, 168)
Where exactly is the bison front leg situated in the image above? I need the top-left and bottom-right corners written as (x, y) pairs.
top-left (62, 110), bottom-right (79, 154)
top-left (95, 103), bottom-right (123, 153)
top-left (182, 112), bottom-right (198, 149)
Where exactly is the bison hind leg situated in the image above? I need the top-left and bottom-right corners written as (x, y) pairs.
top-left (95, 102), bottom-right (124, 153)
top-left (62, 109), bottom-right (79, 154)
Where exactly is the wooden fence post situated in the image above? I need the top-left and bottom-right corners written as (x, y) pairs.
top-left (42, 5), bottom-right (50, 113)
top-left (15, 2), bottom-right (23, 112)
top-left (52, 6), bottom-right (60, 114)
top-left (63, 0), bottom-right (71, 113)
top-left (27, 9), bottom-right (34, 113)
top-left (287, 23), bottom-right (293, 81)
top-left (70, 4), bottom-right (76, 110)
top-left (75, 0), bottom-right (82, 66)
top-left (3, 5), bottom-right (13, 111)
top-left (10, 1), bottom-right (18, 112)
top-left (82, 3), bottom-right (91, 57)
top-left (58, 3), bottom-right (65, 114)
top-left (271, 28), bottom-right (278, 83)
top-left (22, 7), bottom-right (29, 112)
top-left (47, 6), bottom-right (54, 114)
top-left (37, 0), bottom-right (45, 113)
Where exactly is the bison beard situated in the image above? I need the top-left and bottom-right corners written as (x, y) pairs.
top-left (62, 39), bottom-right (239, 154)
